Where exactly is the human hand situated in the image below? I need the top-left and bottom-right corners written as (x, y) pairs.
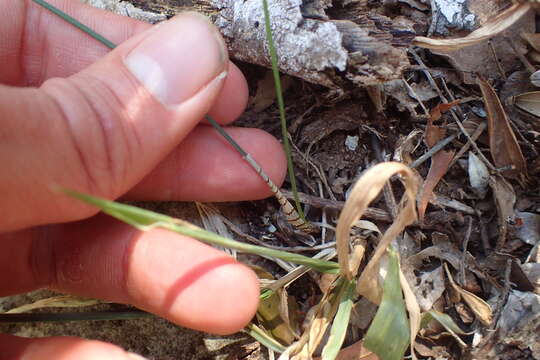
top-left (0, 1), bottom-right (286, 358)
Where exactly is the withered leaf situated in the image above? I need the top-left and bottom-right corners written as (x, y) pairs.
top-left (413, 3), bottom-right (531, 51)
top-left (477, 76), bottom-right (527, 178)
top-left (510, 91), bottom-right (540, 118)
top-left (417, 150), bottom-right (455, 221)
top-left (418, 105), bottom-right (456, 220)
top-left (444, 263), bottom-right (493, 326)
top-left (521, 32), bottom-right (540, 53)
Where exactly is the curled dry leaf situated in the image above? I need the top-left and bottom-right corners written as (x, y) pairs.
top-left (413, 2), bottom-right (531, 51)
top-left (521, 32), bottom-right (540, 53)
top-left (418, 102), bottom-right (457, 220)
top-left (399, 267), bottom-right (421, 360)
top-left (335, 162), bottom-right (420, 359)
top-left (418, 150), bottom-right (454, 220)
top-left (336, 162), bottom-right (418, 294)
top-left (444, 263), bottom-right (493, 326)
top-left (509, 91), bottom-right (540, 118)
top-left (477, 76), bottom-right (527, 178)
top-left (286, 278), bottom-right (344, 360)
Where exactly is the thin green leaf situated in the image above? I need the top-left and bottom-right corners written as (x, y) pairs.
top-left (364, 247), bottom-right (410, 360)
top-left (245, 323), bottom-right (287, 353)
top-left (0, 310), bottom-right (152, 323)
top-left (260, 288), bottom-right (275, 300)
top-left (321, 279), bottom-right (356, 360)
top-left (64, 189), bottom-right (340, 273)
top-left (31, 0), bottom-right (116, 49)
top-left (421, 310), bottom-right (467, 335)
top-left (261, 0), bottom-right (305, 221)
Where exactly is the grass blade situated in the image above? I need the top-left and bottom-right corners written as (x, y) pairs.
top-left (31, 0), bottom-right (116, 49)
top-left (421, 310), bottom-right (466, 335)
top-left (245, 323), bottom-right (287, 353)
top-left (63, 189), bottom-right (339, 273)
top-left (321, 279), bottom-right (356, 360)
top-left (0, 310), bottom-right (152, 323)
top-left (364, 247), bottom-right (410, 360)
top-left (261, 0), bottom-right (306, 223)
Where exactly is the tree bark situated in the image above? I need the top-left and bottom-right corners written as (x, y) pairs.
top-left (89, 0), bottom-right (416, 88)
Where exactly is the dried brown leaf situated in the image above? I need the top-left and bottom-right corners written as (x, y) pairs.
top-left (414, 3), bottom-right (531, 51)
top-left (477, 76), bottom-right (527, 178)
top-left (287, 279), bottom-right (342, 359)
top-left (521, 32), bottom-right (540, 53)
top-left (417, 150), bottom-right (455, 221)
top-left (399, 267), bottom-right (421, 360)
top-left (5, 295), bottom-right (104, 313)
top-left (510, 91), bottom-right (540, 118)
top-left (429, 101), bottom-right (460, 124)
top-left (335, 162), bottom-right (418, 301)
top-left (444, 263), bottom-right (492, 326)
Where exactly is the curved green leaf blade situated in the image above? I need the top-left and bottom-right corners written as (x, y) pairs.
top-left (63, 189), bottom-right (339, 273)
top-left (421, 310), bottom-right (467, 335)
top-left (364, 247), bottom-right (410, 360)
top-left (321, 279), bottom-right (356, 360)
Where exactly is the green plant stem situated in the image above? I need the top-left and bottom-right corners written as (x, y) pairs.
top-left (0, 310), bottom-right (152, 323)
top-left (64, 189), bottom-right (340, 273)
top-left (31, 0), bottom-right (116, 50)
top-left (261, 0), bottom-right (306, 221)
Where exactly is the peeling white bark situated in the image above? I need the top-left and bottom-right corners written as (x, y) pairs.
top-left (82, 0), bottom-right (414, 88)
top-left (213, 0), bottom-right (348, 87)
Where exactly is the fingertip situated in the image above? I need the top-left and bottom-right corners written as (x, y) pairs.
top-left (163, 262), bottom-right (260, 335)
top-left (0, 334), bottom-right (139, 360)
top-left (124, 228), bottom-right (259, 334)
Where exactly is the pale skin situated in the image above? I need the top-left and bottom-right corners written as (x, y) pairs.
top-left (0, 1), bottom-right (287, 359)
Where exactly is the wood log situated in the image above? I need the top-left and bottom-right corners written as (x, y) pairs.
top-left (87, 0), bottom-right (416, 88)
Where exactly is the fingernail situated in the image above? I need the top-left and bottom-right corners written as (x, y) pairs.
top-left (124, 12), bottom-right (228, 107)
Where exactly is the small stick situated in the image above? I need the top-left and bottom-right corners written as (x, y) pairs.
top-left (409, 134), bottom-right (456, 169)
top-left (280, 190), bottom-right (392, 222)
top-left (0, 310), bottom-right (152, 323)
top-left (459, 216), bottom-right (473, 286)
top-left (449, 121), bottom-right (487, 168)
top-left (402, 77), bottom-right (430, 116)
top-left (491, 258), bottom-right (512, 329)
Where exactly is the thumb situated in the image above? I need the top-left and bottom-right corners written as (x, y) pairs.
top-left (0, 12), bottom-right (228, 231)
